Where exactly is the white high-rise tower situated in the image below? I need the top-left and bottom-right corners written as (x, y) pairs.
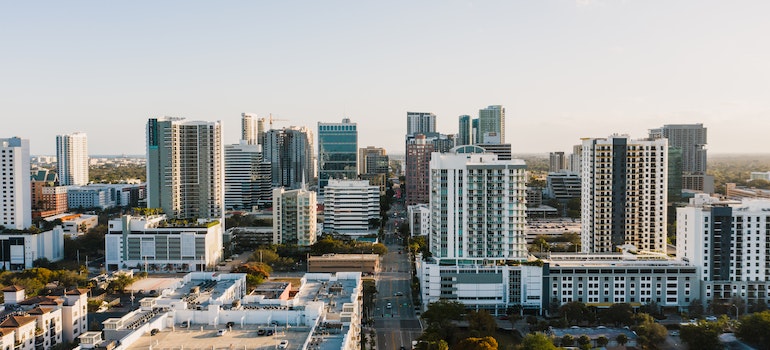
top-left (56, 132), bottom-right (89, 186)
top-left (429, 146), bottom-right (528, 260)
top-left (0, 137), bottom-right (31, 230)
top-left (581, 135), bottom-right (668, 253)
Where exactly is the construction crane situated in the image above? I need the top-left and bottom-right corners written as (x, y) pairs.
top-left (268, 114), bottom-right (290, 129)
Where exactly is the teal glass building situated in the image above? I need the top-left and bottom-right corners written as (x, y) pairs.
top-left (318, 118), bottom-right (358, 191)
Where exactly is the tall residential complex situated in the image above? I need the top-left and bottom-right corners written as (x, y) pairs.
top-left (146, 117), bottom-right (224, 220)
top-left (580, 135), bottom-right (668, 253)
top-left (0, 137), bottom-right (31, 230)
top-left (318, 118), bottom-right (358, 191)
top-left (405, 135), bottom-right (433, 206)
top-left (567, 144), bottom-right (583, 173)
top-left (478, 105), bottom-right (505, 144)
top-left (55, 132), bottom-right (89, 186)
top-left (677, 194), bottom-right (770, 309)
top-left (358, 146), bottom-right (389, 176)
top-left (264, 126), bottom-right (314, 189)
top-left (406, 112), bottom-right (436, 136)
top-left (224, 141), bottom-right (272, 210)
top-left (549, 151), bottom-right (566, 172)
top-left (272, 187), bottom-right (317, 246)
top-left (429, 146), bottom-right (528, 260)
top-left (649, 123), bottom-right (711, 192)
top-left (457, 115), bottom-right (472, 146)
top-left (322, 180), bottom-right (379, 236)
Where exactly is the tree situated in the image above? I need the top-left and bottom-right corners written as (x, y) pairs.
top-left (604, 303), bottom-right (634, 326)
top-left (415, 340), bottom-right (449, 350)
top-left (616, 334), bottom-right (628, 347)
top-left (519, 333), bottom-right (556, 350)
top-left (577, 335), bottom-right (591, 350)
top-left (420, 300), bottom-right (466, 345)
top-left (736, 310), bottom-right (770, 349)
top-left (632, 313), bottom-right (667, 350)
top-left (532, 236), bottom-right (549, 252)
top-left (688, 298), bottom-right (705, 319)
top-left (560, 301), bottom-right (589, 325)
top-left (467, 310), bottom-right (497, 336)
top-left (560, 335), bottom-right (574, 347)
top-left (596, 336), bottom-right (609, 348)
top-left (680, 321), bottom-right (723, 350)
top-left (454, 336), bottom-right (498, 350)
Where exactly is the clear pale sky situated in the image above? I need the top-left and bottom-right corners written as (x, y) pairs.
top-left (2, 1), bottom-right (769, 156)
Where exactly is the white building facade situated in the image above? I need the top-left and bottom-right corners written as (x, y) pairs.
top-left (677, 194), bottom-right (770, 310)
top-left (428, 146), bottom-right (528, 260)
top-left (581, 135), bottom-right (668, 253)
top-left (407, 204), bottom-right (430, 237)
top-left (0, 137), bottom-right (31, 230)
top-left (322, 180), bottom-right (379, 236)
top-left (105, 215), bottom-right (223, 272)
top-left (55, 132), bottom-right (89, 186)
top-left (273, 187), bottom-right (317, 246)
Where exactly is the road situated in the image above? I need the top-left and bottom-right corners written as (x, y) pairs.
top-left (373, 202), bottom-right (422, 350)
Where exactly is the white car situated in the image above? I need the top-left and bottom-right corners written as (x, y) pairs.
top-left (279, 340), bottom-right (289, 348)
top-left (386, 302), bottom-right (392, 309)
top-left (216, 329), bottom-right (227, 336)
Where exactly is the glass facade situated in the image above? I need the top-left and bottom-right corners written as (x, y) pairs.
top-left (318, 119), bottom-right (358, 191)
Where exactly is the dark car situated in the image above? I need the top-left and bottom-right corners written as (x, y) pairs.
top-left (150, 328), bottom-right (159, 336)
top-left (266, 329), bottom-right (274, 336)
top-left (257, 329), bottom-right (266, 336)
top-left (226, 321), bottom-right (235, 328)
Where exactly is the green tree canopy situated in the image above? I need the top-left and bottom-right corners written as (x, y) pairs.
top-left (467, 310), bottom-right (497, 336)
top-left (519, 333), bottom-right (557, 350)
top-left (560, 301), bottom-right (589, 325)
top-left (603, 303), bottom-right (634, 326)
top-left (454, 336), bottom-right (498, 350)
top-left (680, 321), bottom-right (723, 350)
top-left (736, 310), bottom-right (770, 349)
top-left (632, 313), bottom-right (668, 350)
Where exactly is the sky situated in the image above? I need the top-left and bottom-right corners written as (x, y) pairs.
top-left (1, 1), bottom-right (769, 156)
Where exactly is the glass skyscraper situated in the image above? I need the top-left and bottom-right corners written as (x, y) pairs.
top-left (318, 118), bottom-right (358, 191)
top-left (457, 115), bottom-right (472, 146)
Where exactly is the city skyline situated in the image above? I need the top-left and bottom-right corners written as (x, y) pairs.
top-left (3, 1), bottom-right (770, 156)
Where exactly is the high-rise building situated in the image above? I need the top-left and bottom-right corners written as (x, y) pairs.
top-left (225, 141), bottom-right (272, 210)
top-left (358, 146), bottom-right (389, 176)
top-left (677, 194), bottom-right (770, 309)
top-left (580, 135), bottom-right (668, 253)
top-left (549, 152), bottom-right (566, 172)
top-left (405, 135), bottom-right (433, 206)
top-left (472, 118), bottom-right (480, 145)
top-left (318, 118), bottom-right (358, 191)
top-left (649, 123), bottom-right (710, 192)
top-left (406, 112), bottom-right (436, 136)
top-left (0, 137), bottom-right (31, 230)
top-left (322, 179), bottom-right (379, 236)
top-left (272, 187), bottom-right (317, 246)
top-left (146, 117), bottom-right (224, 220)
top-left (567, 144), bottom-right (583, 173)
top-left (56, 132), bottom-right (89, 186)
top-left (429, 146), bottom-right (528, 260)
top-left (241, 113), bottom-right (258, 145)
top-left (478, 105), bottom-right (505, 144)
top-left (457, 115), bottom-right (472, 146)
top-left (264, 126), bottom-right (314, 189)
top-left (477, 143), bottom-right (512, 160)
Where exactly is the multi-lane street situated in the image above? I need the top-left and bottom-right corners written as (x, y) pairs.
top-left (373, 203), bottom-right (422, 350)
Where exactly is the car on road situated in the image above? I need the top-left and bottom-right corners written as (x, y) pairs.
top-left (393, 292), bottom-right (403, 296)
top-left (257, 329), bottom-right (266, 336)
top-left (216, 329), bottom-right (227, 336)
top-left (150, 328), bottom-right (159, 336)
top-left (279, 340), bottom-right (289, 348)
top-left (386, 302), bottom-right (392, 309)
top-left (226, 321), bottom-right (235, 328)
top-left (179, 321), bottom-right (189, 328)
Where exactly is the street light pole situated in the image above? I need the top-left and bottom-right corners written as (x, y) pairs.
top-left (732, 304), bottom-right (739, 319)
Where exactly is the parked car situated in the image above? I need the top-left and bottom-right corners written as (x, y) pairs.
top-left (257, 329), bottom-right (266, 336)
top-left (179, 321), bottom-right (189, 328)
top-left (266, 329), bottom-right (274, 336)
top-left (216, 329), bottom-right (227, 336)
top-left (226, 321), bottom-right (235, 328)
top-left (279, 340), bottom-right (289, 349)
top-left (386, 302), bottom-right (392, 309)
top-left (150, 329), bottom-right (159, 336)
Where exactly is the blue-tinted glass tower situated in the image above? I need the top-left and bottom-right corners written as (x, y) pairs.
top-left (318, 118), bottom-right (358, 191)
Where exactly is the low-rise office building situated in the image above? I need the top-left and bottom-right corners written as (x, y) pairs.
top-left (307, 253), bottom-right (379, 274)
top-left (105, 215), bottom-right (223, 272)
top-left (0, 229), bottom-right (64, 270)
